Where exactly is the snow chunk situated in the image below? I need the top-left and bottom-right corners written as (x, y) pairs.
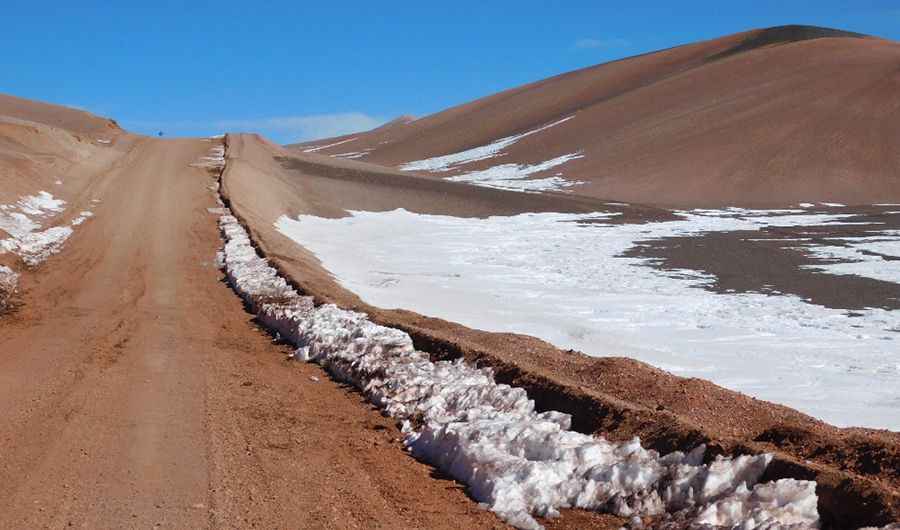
top-left (400, 116), bottom-right (575, 172)
top-left (693, 479), bottom-right (819, 528)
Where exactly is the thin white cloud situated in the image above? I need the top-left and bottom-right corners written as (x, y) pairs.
top-left (214, 112), bottom-right (386, 142)
top-left (574, 37), bottom-right (631, 50)
top-left (126, 112), bottom-right (386, 143)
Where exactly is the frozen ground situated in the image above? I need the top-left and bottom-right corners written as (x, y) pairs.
top-left (276, 207), bottom-right (900, 430)
top-left (220, 210), bottom-right (821, 530)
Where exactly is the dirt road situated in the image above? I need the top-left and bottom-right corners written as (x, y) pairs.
top-left (0, 137), bottom-right (505, 529)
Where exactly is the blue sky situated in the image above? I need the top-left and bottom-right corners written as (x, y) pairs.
top-left (2, 1), bottom-right (898, 143)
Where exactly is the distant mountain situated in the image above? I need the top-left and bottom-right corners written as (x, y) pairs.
top-left (289, 26), bottom-right (900, 207)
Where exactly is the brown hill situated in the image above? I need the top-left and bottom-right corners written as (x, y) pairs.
top-left (289, 25), bottom-right (900, 207)
top-left (0, 93), bottom-right (128, 245)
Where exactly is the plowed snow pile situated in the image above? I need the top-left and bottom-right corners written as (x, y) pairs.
top-left (218, 210), bottom-right (822, 529)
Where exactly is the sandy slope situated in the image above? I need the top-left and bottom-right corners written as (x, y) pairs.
top-left (290, 25), bottom-right (900, 207)
top-left (226, 133), bottom-right (900, 527)
top-left (0, 136), bottom-right (512, 529)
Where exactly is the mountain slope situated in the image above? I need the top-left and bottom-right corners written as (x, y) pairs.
top-left (290, 25), bottom-right (900, 207)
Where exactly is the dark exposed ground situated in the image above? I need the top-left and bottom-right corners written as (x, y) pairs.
top-left (706, 24), bottom-right (868, 62)
top-left (625, 206), bottom-right (900, 310)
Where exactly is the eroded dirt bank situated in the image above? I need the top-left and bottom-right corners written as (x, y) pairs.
top-left (0, 136), bottom-right (510, 529)
top-left (222, 133), bottom-right (900, 528)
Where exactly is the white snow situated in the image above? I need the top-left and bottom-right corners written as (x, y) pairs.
top-left (71, 211), bottom-right (94, 226)
top-left (331, 148), bottom-right (374, 160)
top-left (276, 208), bottom-right (900, 430)
top-left (16, 191), bottom-right (66, 217)
top-left (3, 226), bottom-right (74, 266)
top-left (399, 116), bottom-right (575, 172)
top-left (798, 238), bottom-right (900, 284)
top-left (0, 191), bottom-right (93, 266)
top-left (445, 153), bottom-right (585, 193)
top-left (190, 144), bottom-right (226, 169)
top-left (302, 137), bottom-right (357, 153)
top-left (218, 210), bottom-right (820, 530)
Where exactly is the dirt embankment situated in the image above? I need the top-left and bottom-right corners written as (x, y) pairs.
top-left (224, 133), bottom-right (900, 528)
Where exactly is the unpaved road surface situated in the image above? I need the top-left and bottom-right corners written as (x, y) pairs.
top-left (0, 137), bottom-right (506, 529)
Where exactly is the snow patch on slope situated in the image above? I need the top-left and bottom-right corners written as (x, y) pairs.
top-left (302, 137), bottom-right (357, 153)
top-left (399, 116), bottom-right (575, 172)
top-left (217, 211), bottom-right (819, 529)
top-left (445, 152), bottom-right (584, 193)
top-left (275, 208), bottom-right (900, 430)
top-left (0, 191), bottom-right (96, 267)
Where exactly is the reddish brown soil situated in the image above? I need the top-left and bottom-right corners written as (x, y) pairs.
top-left (0, 93), bottom-right (121, 136)
top-left (0, 136), bottom-right (513, 529)
top-left (226, 133), bottom-right (900, 528)
top-left (290, 25), bottom-right (900, 208)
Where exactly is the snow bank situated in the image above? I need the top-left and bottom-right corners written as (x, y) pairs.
top-left (400, 116), bottom-right (575, 172)
top-left (445, 152), bottom-right (585, 193)
top-left (218, 211), bottom-right (820, 529)
top-left (276, 208), bottom-right (900, 430)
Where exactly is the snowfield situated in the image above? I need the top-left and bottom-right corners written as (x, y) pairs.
top-left (276, 208), bottom-right (900, 430)
top-left (218, 210), bottom-right (822, 530)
